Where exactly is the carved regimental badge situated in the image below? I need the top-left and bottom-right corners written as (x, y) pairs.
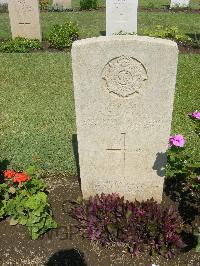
top-left (102, 56), bottom-right (148, 98)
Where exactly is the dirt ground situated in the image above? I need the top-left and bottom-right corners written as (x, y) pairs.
top-left (0, 175), bottom-right (199, 266)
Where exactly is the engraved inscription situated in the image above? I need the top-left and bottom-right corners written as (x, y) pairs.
top-left (16, 0), bottom-right (33, 24)
top-left (114, 0), bottom-right (127, 10)
top-left (89, 180), bottom-right (156, 195)
top-left (102, 56), bottom-right (148, 98)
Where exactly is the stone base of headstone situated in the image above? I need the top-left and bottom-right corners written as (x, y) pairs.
top-left (53, 0), bottom-right (71, 9)
top-left (170, 0), bottom-right (190, 8)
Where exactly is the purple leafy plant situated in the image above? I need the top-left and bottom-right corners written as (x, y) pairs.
top-left (72, 194), bottom-right (184, 258)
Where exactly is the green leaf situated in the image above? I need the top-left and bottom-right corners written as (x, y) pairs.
top-left (196, 236), bottom-right (200, 253)
top-left (9, 218), bottom-right (18, 226)
top-left (25, 165), bottom-right (37, 176)
top-left (126, 210), bottom-right (132, 220)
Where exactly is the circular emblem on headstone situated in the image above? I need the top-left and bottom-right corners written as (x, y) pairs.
top-left (102, 56), bottom-right (148, 98)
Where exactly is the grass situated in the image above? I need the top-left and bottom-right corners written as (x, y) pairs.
top-left (0, 53), bottom-right (199, 175)
top-left (0, 11), bottom-right (199, 40)
top-left (0, 52), bottom-right (76, 175)
top-left (172, 55), bottom-right (200, 154)
top-left (0, 4), bottom-right (199, 174)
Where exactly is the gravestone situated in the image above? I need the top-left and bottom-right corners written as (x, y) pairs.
top-left (170, 0), bottom-right (190, 7)
top-left (8, 0), bottom-right (41, 40)
top-left (53, 0), bottom-right (71, 9)
top-left (106, 0), bottom-right (138, 36)
top-left (72, 36), bottom-right (178, 202)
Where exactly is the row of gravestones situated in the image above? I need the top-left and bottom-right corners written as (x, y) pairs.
top-left (8, 0), bottom-right (71, 41)
top-left (8, 0), bottom-right (191, 41)
top-left (1, 0), bottom-right (71, 7)
top-left (1, 0), bottom-right (191, 7)
top-left (8, 0), bottom-right (179, 202)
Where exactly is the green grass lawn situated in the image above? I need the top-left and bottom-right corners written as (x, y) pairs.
top-left (0, 53), bottom-right (199, 175)
top-left (0, 4), bottom-right (199, 175)
top-left (0, 11), bottom-right (199, 40)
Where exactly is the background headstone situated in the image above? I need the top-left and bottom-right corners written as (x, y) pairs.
top-left (106, 0), bottom-right (138, 36)
top-left (170, 0), bottom-right (190, 7)
top-left (72, 36), bottom-right (178, 203)
top-left (8, 0), bottom-right (42, 40)
top-left (0, 0), bottom-right (7, 3)
top-left (53, 0), bottom-right (71, 9)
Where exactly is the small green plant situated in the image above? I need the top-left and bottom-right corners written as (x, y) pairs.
top-left (142, 25), bottom-right (200, 48)
top-left (166, 145), bottom-right (200, 203)
top-left (166, 113), bottom-right (200, 183)
top-left (165, 112), bottom-right (200, 212)
top-left (80, 0), bottom-right (99, 10)
top-left (195, 227), bottom-right (200, 253)
top-left (48, 21), bottom-right (79, 49)
top-left (0, 165), bottom-right (57, 240)
top-left (0, 37), bottom-right (41, 53)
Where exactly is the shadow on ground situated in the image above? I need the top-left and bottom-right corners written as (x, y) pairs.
top-left (186, 33), bottom-right (200, 42)
top-left (46, 249), bottom-right (87, 266)
top-left (0, 159), bottom-right (10, 183)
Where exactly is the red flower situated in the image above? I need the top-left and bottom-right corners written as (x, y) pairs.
top-left (13, 172), bottom-right (31, 183)
top-left (4, 169), bottom-right (16, 179)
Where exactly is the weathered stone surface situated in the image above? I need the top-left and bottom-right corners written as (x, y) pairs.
top-left (72, 36), bottom-right (178, 202)
top-left (8, 0), bottom-right (41, 40)
top-left (106, 0), bottom-right (138, 36)
top-left (53, 0), bottom-right (71, 9)
top-left (170, 0), bottom-right (190, 7)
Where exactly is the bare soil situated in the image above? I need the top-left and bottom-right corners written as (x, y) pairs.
top-left (0, 175), bottom-right (199, 266)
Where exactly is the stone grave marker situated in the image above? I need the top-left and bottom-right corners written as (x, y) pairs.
top-left (53, 0), bottom-right (71, 9)
top-left (106, 0), bottom-right (138, 36)
top-left (170, 0), bottom-right (190, 8)
top-left (72, 36), bottom-right (178, 202)
top-left (8, 0), bottom-right (41, 40)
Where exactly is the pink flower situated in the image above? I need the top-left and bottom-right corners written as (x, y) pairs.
top-left (191, 111), bottom-right (200, 120)
top-left (169, 135), bottom-right (185, 148)
top-left (197, 176), bottom-right (200, 182)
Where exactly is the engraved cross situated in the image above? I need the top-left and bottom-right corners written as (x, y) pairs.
top-left (106, 133), bottom-right (126, 168)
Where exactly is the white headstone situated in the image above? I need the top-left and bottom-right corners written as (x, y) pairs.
top-left (106, 0), bottom-right (138, 36)
top-left (8, 0), bottom-right (42, 40)
top-left (170, 0), bottom-right (190, 8)
top-left (53, 0), bottom-right (71, 9)
top-left (72, 36), bottom-right (178, 203)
